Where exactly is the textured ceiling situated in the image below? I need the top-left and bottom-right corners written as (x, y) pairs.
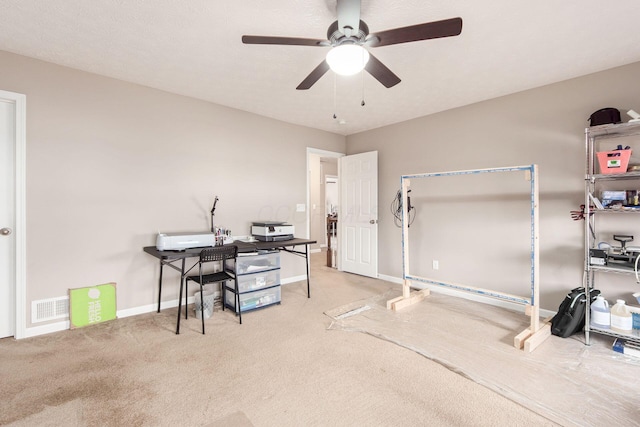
top-left (1, 1), bottom-right (639, 136)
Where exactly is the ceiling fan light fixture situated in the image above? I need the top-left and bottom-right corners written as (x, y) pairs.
top-left (326, 44), bottom-right (370, 76)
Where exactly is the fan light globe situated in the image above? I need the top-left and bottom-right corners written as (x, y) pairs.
top-left (326, 45), bottom-right (370, 76)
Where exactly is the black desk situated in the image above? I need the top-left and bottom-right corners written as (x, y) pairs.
top-left (143, 238), bottom-right (316, 333)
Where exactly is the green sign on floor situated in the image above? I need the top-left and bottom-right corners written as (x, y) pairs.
top-left (69, 282), bottom-right (117, 329)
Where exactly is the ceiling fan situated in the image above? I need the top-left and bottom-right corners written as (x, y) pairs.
top-left (242, 0), bottom-right (463, 90)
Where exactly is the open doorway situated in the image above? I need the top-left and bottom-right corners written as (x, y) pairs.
top-left (306, 148), bottom-right (343, 267)
top-left (325, 175), bottom-right (338, 268)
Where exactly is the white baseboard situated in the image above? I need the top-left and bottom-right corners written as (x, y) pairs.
top-left (23, 295), bottom-right (198, 338)
top-left (377, 273), bottom-right (556, 319)
top-left (23, 273), bottom-right (554, 339)
top-left (281, 275), bottom-right (307, 285)
top-left (22, 275), bottom-right (313, 339)
top-left (377, 273), bottom-right (404, 285)
top-left (23, 320), bottom-right (70, 338)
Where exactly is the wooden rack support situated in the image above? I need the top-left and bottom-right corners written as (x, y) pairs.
top-left (387, 164), bottom-right (550, 353)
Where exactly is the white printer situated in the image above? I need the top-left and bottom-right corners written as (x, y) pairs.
top-left (251, 222), bottom-right (294, 242)
top-left (156, 232), bottom-right (216, 251)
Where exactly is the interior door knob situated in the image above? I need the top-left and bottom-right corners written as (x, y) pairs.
top-left (0, 228), bottom-right (12, 236)
top-left (369, 220), bottom-right (377, 224)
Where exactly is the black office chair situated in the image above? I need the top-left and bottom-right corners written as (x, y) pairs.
top-left (181, 245), bottom-right (239, 334)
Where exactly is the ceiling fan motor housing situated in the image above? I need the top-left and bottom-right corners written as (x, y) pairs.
top-left (328, 20), bottom-right (369, 46)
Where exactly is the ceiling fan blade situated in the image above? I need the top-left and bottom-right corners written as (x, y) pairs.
top-left (365, 53), bottom-right (401, 88)
top-left (242, 35), bottom-right (329, 47)
top-left (366, 17), bottom-right (463, 47)
top-left (296, 60), bottom-right (331, 90)
top-left (337, 0), bottom-right (361, 36)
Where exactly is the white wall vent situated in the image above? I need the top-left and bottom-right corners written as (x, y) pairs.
top-left (31, 296), bottom-right (69, 323)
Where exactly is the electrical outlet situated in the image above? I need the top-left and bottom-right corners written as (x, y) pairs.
top-left (432, 260), bottom-right (439, 270)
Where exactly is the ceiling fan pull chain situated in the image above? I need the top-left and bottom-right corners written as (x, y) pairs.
top-left (361, 67), bottom-right (366, 107)
top-left (333, 73), bottom-right (338, 119)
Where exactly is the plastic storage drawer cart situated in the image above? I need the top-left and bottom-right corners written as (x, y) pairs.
top-left (225, 251), bottom-right (281, 315)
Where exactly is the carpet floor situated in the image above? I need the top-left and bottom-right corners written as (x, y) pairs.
top-left (1, 252), bottom-right (561, 426)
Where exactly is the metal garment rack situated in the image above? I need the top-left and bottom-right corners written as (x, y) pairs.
top-left (386, 164), bottom-right (550, 352)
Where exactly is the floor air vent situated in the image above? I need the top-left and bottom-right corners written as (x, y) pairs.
top-left (31, 296), bottom-right (69, 323)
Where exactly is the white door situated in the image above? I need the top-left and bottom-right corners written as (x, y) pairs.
top-left (0, 97), bottom-right (16, 338)
top-left (339, 151), bottom-right (378, 278)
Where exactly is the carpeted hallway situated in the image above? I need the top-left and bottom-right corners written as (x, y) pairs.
top-left (0, 252), bottom-right (557, 426)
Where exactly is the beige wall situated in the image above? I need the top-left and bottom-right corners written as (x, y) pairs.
top-left (4, 46), bottom-right (640, 328)
top-left (0, 50), bottom-right (345, 328)
top-left (347, 61), bottom-right (640, 310)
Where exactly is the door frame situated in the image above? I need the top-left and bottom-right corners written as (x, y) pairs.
top-left (305, 148), bottom-right (344, 258)
top-left (1, 90), bottom-right (27, 339)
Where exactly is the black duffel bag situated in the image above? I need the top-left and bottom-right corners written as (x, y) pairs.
top-left (550, 287), bottom-right (600, 338)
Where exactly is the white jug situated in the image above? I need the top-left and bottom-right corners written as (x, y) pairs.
top-left (611, 299), bottom-right (633, 334)
top-left (590, 295), bottom-right (610, 329)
